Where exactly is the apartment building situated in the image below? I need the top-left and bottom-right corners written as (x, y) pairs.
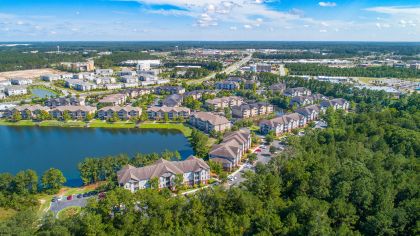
top-left (97, 106), bottom-right (142, 120)
top-left (44, 97), bottom-right (85, 108)
top-left (205, 96), bottom-right (244, 110)
top-left (3, 104), bottom-right (50, 119)
top-left (260, 113), bottom-right (307, 136)
top-left (231, 102), bottom-right (274, 118)
top-left (320, 98), bottom-right (350, 111)
top-left (189, 112), bottom-right (231, 133)
top-left (209, 129), bottom-right (252, 171)
top-left (98, 93), bottom-right (128, 106)
top-left (284, 87), bottom-right (312, 97)
top-left (117, 156), bottom-right (210, 192)
top-left (147, 106), bottom-right (191, 120)
top-left (49, 106), bottom-right (96, 120)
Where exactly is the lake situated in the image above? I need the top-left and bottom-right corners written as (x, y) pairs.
top-left (31, 88), bottom-right (57, 98)
top-left (0, 126), bottom-right (193, 186)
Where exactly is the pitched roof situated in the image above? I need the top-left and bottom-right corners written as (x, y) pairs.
top-left (117, 156), bottom-right (209, 184)
top-left (191, 112), bottom-right (230, 125)
top-left (147, 106), bottom-right (190, 113)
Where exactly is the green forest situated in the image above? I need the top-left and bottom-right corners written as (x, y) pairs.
top-left (0, 52), bottom-right (87, 72)
top-left (0, 76), bottom-right (419, 235)
top-left (287, 63), bottom-right (420, 78)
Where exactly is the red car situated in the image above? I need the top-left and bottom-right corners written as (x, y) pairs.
top-left (255, 149), bottom-right (261, 153)
top-left (98, 192), bottom-right (106, 200)
top-left (66, 195), bottom-right (73, 201)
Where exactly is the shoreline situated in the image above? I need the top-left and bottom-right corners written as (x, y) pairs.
top-left (0, 120), bottom-right (192, 137)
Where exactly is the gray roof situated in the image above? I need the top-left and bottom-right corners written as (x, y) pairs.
top-left (190, 112), bottom-right (230, 125)
top-left (117, 156), bottom-right (209, 184)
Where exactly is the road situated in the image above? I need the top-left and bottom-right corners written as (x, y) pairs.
top-left (187, 53), bottom-right (252, 85)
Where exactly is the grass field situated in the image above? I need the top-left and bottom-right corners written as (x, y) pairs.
top-left (57, 206), bottom-right (81, 219)
top-left (0, 208), bottom-right (17, 221)
top-left (139, 122), bottom-right (192, 137)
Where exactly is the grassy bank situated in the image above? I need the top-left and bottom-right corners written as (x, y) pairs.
top-left (0, 119), bottom-right (193, 137)
top-left (0, 120), bottom-right (36, 126)
top-left (89, 119), bottom-right (136, 128)
top-left (139, 122), bottom-right (192, 137)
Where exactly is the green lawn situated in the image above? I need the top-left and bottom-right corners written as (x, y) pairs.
top-left (0, 120), bottom-right (35, 126)
top-left (39, 120), bottom-right (86, 128)
top-left (89, 119), bottom-right (136, 128)
top-left (139, 122), bottom-right (192, 137)
top-left (0, 208), bottom-right (17, 221)
top-left (57, 206), bottom-right (81, 219)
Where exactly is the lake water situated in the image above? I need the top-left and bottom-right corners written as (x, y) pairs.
top-left (31, 88), bottom-right (57, 98)
top-left (0, 126), bottom-right (193, 186)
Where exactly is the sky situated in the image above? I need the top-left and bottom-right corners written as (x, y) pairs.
top-left (0, 0), bottom-right (419, 41)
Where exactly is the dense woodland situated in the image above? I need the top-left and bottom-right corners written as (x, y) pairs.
top-left (0, 72), bottom-right (418, 234)
top-left (287, 63), bottom-right (420, 78)
top-left (0, 52), bottom-right (87, 72)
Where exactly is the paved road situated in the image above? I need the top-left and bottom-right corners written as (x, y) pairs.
top-left (187, 53), bottom-right (252, 85)
top-left (50, 197), bottom-right (91, 215)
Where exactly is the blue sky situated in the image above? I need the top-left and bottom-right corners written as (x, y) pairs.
top-left (0, 0), bottom-right (419, 41)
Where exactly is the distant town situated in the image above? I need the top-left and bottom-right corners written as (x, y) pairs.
top-left (0, 42), bottom-right (418, 235)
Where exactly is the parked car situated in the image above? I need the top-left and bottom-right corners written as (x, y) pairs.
top-left (98, 192), bottom-right (106, 200)
top-left (82, 193), bottom-right (89, 197)
top-left (66, 195), bottom-right (73, 201)
top-left (77, 194), bottom-right (83, 198)
top-left (255, 149), bottom-right (261, 152)
top-left (51, 197), bottom-right (58, 202)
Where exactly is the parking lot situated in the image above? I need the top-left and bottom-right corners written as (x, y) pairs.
top-left (50, 197), bottom-right (90, 215)
top-left (49, 191), bottom-right (104, 215)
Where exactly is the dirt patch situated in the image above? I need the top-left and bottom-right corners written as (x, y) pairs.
top-left (0, 69), bottom-right (64, 81)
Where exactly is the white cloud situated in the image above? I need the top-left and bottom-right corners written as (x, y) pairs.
top-left (243, 24), bottom-right (252, 29)
top-left (318, 2), bottom-right (337, 7)
top-left (319, 29), bottom-right (327, 32)
top-left (229, 26), bottom-right (237, 30)
top-left (365, 6), bottom-right (420, 15)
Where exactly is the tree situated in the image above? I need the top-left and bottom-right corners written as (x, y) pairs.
top-left (209, 160), bottom-right (223, 176)
top-left (11, 110), bottom-right (22, 122)
top-left (62, 111), bottom-right (71, 121)
top-left (42, 168), bottom-right (66, 193)
top-left (13, 170), bottom-right (38, 194)
top-left (85, 112), bottom-right (94, 121)
top-left (163, 112), bottom-right (169, 123)
top-left (265, 132), bottom-right (275, 144)
top-left (247, 153), bottom-right (257, 164)
top-left (38, 110), bottom-right (51, 121)
top-left (190, 129), bottom-right (210, 158)
top-left (224, 107), bottom-right (232, 120)
top-left (149, 177), bottom-right (159, 189)
top-left (173, 174), bottom-right (184, 191)
top-left (269, 146), bottom-right (277, 154)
